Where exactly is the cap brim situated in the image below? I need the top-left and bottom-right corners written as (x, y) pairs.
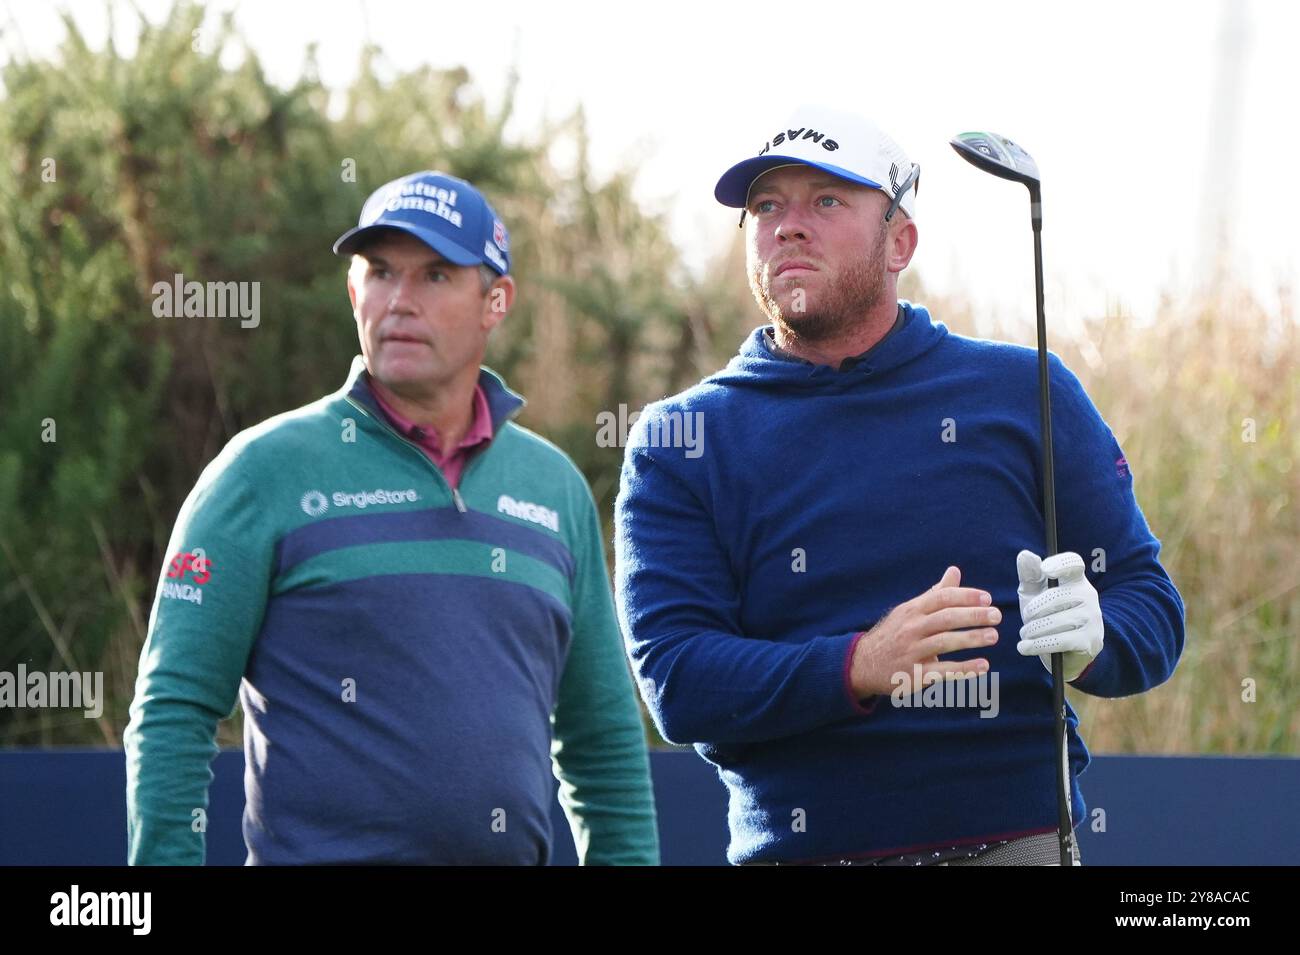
top-left (714, 156), bottom-right (885, 207)
top-left (332, 220), bottom-right (482, 265)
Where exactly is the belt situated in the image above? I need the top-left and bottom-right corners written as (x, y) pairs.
top-left (743, 831), bottom-right (1080, 866)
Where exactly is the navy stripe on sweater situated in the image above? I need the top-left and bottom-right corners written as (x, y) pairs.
top-left (274, 508), bottom-right (575, 581)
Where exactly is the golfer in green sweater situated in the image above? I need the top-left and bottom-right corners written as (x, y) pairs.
top-left (125, 171), bottom-right (659, 865)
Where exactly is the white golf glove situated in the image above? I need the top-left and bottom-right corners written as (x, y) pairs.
top-left (1016, 550), bottom-right (1104, 682)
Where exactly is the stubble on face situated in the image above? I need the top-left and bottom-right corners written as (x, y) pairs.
top-left (749, 217), bottom-right (889, 348)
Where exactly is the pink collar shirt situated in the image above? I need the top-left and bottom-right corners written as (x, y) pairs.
top-left (369, 379), bottom-right (494, 490)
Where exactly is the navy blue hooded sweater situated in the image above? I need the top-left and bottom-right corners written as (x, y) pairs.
top-left (613, 301), bottom-right (1185, 864)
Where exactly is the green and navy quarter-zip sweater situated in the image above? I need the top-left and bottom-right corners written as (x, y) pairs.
top-left (125, 357), bottom-right (659, 865)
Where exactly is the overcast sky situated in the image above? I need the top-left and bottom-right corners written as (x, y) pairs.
top-left (6, 0), bottom-right (1297, 338)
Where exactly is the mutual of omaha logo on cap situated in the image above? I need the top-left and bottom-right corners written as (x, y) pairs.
top-left (715, 106), bottom-right (918, 220)
top-left (333, 170), bottom-right (511, 275)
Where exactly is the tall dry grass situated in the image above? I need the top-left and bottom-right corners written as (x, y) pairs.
top-left (1038, 285), bottom-right (1299, 753)
top-left (923, 274), bottom-right (1298, 753)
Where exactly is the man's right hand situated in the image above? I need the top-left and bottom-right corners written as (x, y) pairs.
top-left (848, 566), bottom-right (1001, 699)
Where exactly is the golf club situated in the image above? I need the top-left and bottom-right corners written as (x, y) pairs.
top-left (949, 130), bottom-right (1075, 867)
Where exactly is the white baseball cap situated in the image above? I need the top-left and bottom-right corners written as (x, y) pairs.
top-left (715, 105), bottom-right (919, 219)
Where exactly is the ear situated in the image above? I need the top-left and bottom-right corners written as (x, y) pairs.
top-left (482, 274), bottom-right (516, 332)
top-left (346, 260), bottom-right (361, 314)
top-left (888, 218), bottom-right (919, 274)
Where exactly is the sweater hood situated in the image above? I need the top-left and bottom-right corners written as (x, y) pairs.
top-left (711, 300), bottom-right (949, 393)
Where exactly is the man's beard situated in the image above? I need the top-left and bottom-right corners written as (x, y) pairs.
top-left (749, 224), bottom-right (888, 347)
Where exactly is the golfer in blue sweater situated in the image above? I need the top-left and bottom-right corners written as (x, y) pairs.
top-left (613, 106), bottom-right (1185, 866)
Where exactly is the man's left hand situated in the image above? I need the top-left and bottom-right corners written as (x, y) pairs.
top-left (1016, 550), bottom-right (1104, 682)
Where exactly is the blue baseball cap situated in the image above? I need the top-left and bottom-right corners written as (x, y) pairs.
top-left (333, 170), bottom-right (511, 274)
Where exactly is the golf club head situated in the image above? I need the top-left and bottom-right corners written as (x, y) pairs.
top-left (950, 131), bottom-right (1040, 189)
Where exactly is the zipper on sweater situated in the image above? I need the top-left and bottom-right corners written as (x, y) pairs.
top-left (345, 395), bottom-right (467, 513)
top-left (454, 444), bottom-right (495, 504)
top-left (441, 394), bottom-right (524, 506)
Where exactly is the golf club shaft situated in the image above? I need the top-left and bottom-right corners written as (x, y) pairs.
top-left (1031, 189), bottom-right (1075, 867)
